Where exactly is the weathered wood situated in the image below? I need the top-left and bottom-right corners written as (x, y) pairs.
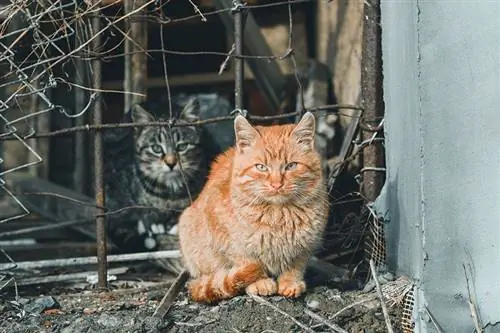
top-left (360, 0), bottom-right (385, 202)
top-left (316, 0), bottom-right (363, 129)
top-left (124, 0), bottom-right (148, 111)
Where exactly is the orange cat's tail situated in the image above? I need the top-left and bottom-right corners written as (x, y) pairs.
top-left (187, 263), bottom-right (265, 303)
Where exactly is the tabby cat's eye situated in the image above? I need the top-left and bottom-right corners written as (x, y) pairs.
top-left (176, 143), bottom-right (189, 152)
top-left (285, 162), bottom-right (298, 171)
top-left (151, 144), bottom-right (163, 154)
top-left (255, 164), bottom-right (268, 172)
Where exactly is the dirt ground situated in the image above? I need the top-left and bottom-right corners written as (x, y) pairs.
top-left (0, 277), bottom-right (404, 333)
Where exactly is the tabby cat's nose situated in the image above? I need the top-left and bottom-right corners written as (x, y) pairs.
top-left (163, 154), bottom-right (177, 169)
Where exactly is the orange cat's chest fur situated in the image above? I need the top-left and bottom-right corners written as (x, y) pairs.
top-left (236, 205), bottom-right (325, 276)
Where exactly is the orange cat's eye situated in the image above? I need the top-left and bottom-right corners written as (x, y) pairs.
top-left (285, 162), bottom-right (298, 171)
top-left (255, 164), bottom-right (268, 172)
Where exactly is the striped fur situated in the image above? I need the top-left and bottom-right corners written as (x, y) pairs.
top-left (104, 96), bottom-right (209, 271)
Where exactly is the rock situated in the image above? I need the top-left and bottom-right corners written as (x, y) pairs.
top-left (83, 307), bottom-right (98, 315)
top-left (97, 313), bottom-right (122, 328)
top-left (24, 296), bottom-right (60, 314)
top-left (305, 295), bottom-right (321, 310)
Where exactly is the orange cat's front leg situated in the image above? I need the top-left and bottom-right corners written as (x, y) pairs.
top-left (277, 258), bottom-right (308, 298)
top-left (245, 277), bottom-right (277, 296)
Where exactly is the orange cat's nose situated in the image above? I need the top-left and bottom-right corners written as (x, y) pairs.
top-left (269, 182), bottom-right (283, 190)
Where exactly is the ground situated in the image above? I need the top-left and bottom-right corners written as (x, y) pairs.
top-left (0, 280), bottom-right (404, 333)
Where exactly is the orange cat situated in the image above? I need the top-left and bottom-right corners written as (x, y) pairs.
top-left (178, 112), bottom-right (329, 304)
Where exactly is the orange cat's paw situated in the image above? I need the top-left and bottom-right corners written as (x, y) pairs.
top-left (278, 279), bottom-right (306, 298)
top-left (245, 278), bottom-right (277, 296)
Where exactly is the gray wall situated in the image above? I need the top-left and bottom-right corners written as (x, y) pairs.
top-left (380, 1), bottom-right (500, 332)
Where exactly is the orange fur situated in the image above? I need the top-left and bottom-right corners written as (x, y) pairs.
top-left (178, 112), bottom-right (330, 304)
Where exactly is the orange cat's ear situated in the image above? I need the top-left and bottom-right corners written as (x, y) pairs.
top-left (291, 112), bottom-right (316, 151)
top-left (234, 115), bottom-right (259, 152)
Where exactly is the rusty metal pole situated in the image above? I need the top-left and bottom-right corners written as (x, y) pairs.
top-left (233, 0), bottom-right (245, 111)
top-left (124, 0), bottom-right (148, 109)
top-left (74, 56), bottom-right (87, 194)
top-left (361, 0), bottom-right (385, 202)
top-left (92, 11), bottom-right (107, 289)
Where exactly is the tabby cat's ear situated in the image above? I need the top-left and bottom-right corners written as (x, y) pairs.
top-left (291, 111), bottom-right (316, 151)
top-left (179, 97), bottom-right (200, 122)
top-left (131, 104), bottom-right (154, 124)
top-left (234, 115), bottom-right (259, 152)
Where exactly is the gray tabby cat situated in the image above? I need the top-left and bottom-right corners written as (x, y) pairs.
top-left (104, 96), bottom-right (210, 273)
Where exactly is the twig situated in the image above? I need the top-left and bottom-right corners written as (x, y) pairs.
top-left (0, 250), bottom-right (181, 271)
top-left (304, 308), bottom-right (348, 333)
top-left (463, 264), bottom-right (483, 333)
top-left (152, 269), bottom-right (189, 318)
top-left (59, 280), bottom-right (176, 297)
top-left (248, 294), bottom-right (315, 333)
top-left (424, 306), bottom-right (444, 333)
top-left (15, 267), bottom-right (128, 286)
top-left (330, 296), bottom-right (376, 320)
top-left (369, 259), bottom-right (395, 333)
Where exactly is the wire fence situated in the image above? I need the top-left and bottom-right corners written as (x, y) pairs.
top-left (0, 0), bottom-right (386, 299)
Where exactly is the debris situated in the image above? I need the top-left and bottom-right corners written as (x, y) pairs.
top-left (0, 251), bottom-right (180, 271)
top-left (304, 295), bottom-right (321, 311)
top-left (369, 259), bottom-right (395, 333)
top-left (97, 313), bottom-right (123, 328)
top-left (13, 267), bottom-right (129, 287)
top-left (86, 273), bottom-right (118, 285)
top-left (43, 308), bottom-right (64, 315)
top-left (249, 294), bottom-right (315, 333)
top-left (83, 307), bottom-right (98, 315)
top-left (24, 296), bottom-right (60, 314)
top-left (152, 269), bottom-right (189, 319)
top-left (304, 308), bottom-right (348, 333)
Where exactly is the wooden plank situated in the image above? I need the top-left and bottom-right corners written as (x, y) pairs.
top-left (102, 72), bottom-right (256, 90)
top-left (316, 0), bottom-right (363, 129)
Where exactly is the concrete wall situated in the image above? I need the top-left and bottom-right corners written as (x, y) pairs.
top-left (380, 1), bottom-right (500, 332)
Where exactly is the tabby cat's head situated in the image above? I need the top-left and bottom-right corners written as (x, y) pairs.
top-left (232, 112), bottom-right (323, 204)
top-left (131, 97), bottom-right (206, 193)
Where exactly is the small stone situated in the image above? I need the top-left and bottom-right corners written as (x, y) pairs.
top-left (97, 313), bottom-right (122, 328)
top-left (306, 299), bottom-right (320, 310)
top-left (83, 308), bottom-right (98, 315)
top-left (210, 306), bottom-right (220, 313)
top-left (305, 294), bottom-right (322, 311)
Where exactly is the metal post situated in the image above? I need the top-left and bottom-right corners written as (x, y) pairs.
top-left (74, 57), bottom-right (87, 194)
top-left (360, 0), bottom-right (385, 202)
top-left (91, 12), bottom-right (107, 289)
top-left (124, 0), bottom-right (148, 109)
top-left (233, 0), bottom-right (245, 111)
top-left (28, 79), bottom-right (39, 177)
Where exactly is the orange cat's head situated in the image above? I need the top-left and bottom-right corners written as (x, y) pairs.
top-left (232, 112), bottom-right (323, 204)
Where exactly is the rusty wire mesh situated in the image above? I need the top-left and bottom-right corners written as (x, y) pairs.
top-left (0, 0), bottom-right (390, 315)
